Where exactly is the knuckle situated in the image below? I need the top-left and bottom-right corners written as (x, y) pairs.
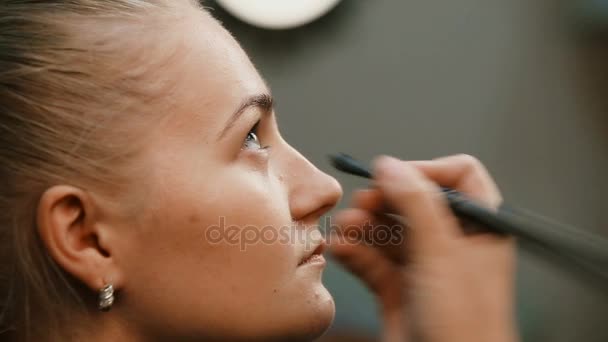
top-left (452, 153), bottom-right (488, 176)
top-left (393, 181), bottom-right (435, 204)
top-left (454, 153), bottom-right (482, 169)
top-left (394, 166), bottom-right (428, 192)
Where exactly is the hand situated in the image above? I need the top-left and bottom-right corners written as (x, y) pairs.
top-left (330, 155), bottom-right (518, 342)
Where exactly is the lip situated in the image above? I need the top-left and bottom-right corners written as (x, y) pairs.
top-left (298, 240), bottom-right (326, 267)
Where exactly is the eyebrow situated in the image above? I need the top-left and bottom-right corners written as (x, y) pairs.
top-left (218, 93), bottom-right (274, 140)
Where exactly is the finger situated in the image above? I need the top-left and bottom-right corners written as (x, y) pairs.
top-left (352, 188), bottom-right (398, 214)
top-left (333, 208), bottom-right (404, 247)
top-left (332, 208), bottom-right (374, 241)
top-left (329, 240), bottom-right (404, 311)
top-left (333, 208), bottom-right (407, 263)
top-left (373, 156), bottom-right (461, 250)
top-left (352, 189), bottom-right (383, 212)
top-left (409, 154), bottom-right (502, 208)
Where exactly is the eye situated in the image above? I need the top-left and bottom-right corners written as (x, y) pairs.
top-left (242, 120), bottom-right (264, 150)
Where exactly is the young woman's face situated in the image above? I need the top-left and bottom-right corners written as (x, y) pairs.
top-left (106, 8), bottom-right (342, 341)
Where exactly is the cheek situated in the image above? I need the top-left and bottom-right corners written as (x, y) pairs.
top-left (197, 172), bottom-right (296, 276)
top-left (120, 160), bottom-right (334, 339)
top-left (126, 168), bottom-right (298, 295)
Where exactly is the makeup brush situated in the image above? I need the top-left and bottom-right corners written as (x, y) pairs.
top-left (329, 153), bottom-right (608, 279)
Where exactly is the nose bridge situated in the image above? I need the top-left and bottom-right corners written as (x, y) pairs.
top-left (280, 145), bottom-right (343, 222)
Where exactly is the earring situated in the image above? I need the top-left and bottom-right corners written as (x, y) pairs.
top-left (98, 284), bottom-right (114, 311)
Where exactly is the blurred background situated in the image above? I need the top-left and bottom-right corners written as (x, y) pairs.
top-left (205, 1), bottom-right (608, 341)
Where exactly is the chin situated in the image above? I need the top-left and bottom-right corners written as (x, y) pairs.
top-left (297, 285), bottom-right (336, 341)
top-left (241, 288), bottom-right (335, 342)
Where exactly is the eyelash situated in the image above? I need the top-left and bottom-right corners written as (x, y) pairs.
top-left (242, 119), bottom-right (270, 151)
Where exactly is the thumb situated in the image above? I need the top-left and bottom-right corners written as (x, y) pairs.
top-left (373, 156), bottom-right (461, 252)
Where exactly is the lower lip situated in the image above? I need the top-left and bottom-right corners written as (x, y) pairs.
top-left (298, 254), bottom-right (326, 267)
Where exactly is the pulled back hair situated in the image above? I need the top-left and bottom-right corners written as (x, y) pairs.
top-left (0, 1), bottom-right (200, 340)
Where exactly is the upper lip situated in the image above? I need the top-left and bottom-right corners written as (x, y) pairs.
top-left (298, 240), bottom-right (326, 266)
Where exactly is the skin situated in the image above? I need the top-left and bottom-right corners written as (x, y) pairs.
top-left (34, 3), bottom-right (517, 342)
top-left (331, 155), bottom-right (518, 342)
top-left (37, 6), bottom-right (342, 342)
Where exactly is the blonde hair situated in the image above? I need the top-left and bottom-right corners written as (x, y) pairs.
top-left (0, 1), bottom-right (200, 340)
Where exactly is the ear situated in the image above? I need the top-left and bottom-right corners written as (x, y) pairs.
top-left (36, 185), bottom-right (123, 292)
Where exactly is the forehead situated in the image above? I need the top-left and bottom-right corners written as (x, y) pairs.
top-left (158, 9), bottom-right (268, 135)
top-left (181, 11), bottom-right (267, 103)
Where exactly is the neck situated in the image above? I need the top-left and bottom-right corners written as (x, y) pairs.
top-left (63, 310), bottom-right (145, 342)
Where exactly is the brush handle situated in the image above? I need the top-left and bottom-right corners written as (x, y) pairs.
top-left (329, 153), bottom-right (608, 277)
top-left (444, 189), bottom-right (608, 271)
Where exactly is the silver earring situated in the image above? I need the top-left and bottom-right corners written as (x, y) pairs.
top-left (98, 284), bottom-right (114, 311)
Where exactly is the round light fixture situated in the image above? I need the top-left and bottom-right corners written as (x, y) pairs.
top-left (215, 0), bottom-right (343, 30)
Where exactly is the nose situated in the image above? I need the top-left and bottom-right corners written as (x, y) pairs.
top-left (281, 146), bottom-right (343, 224)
